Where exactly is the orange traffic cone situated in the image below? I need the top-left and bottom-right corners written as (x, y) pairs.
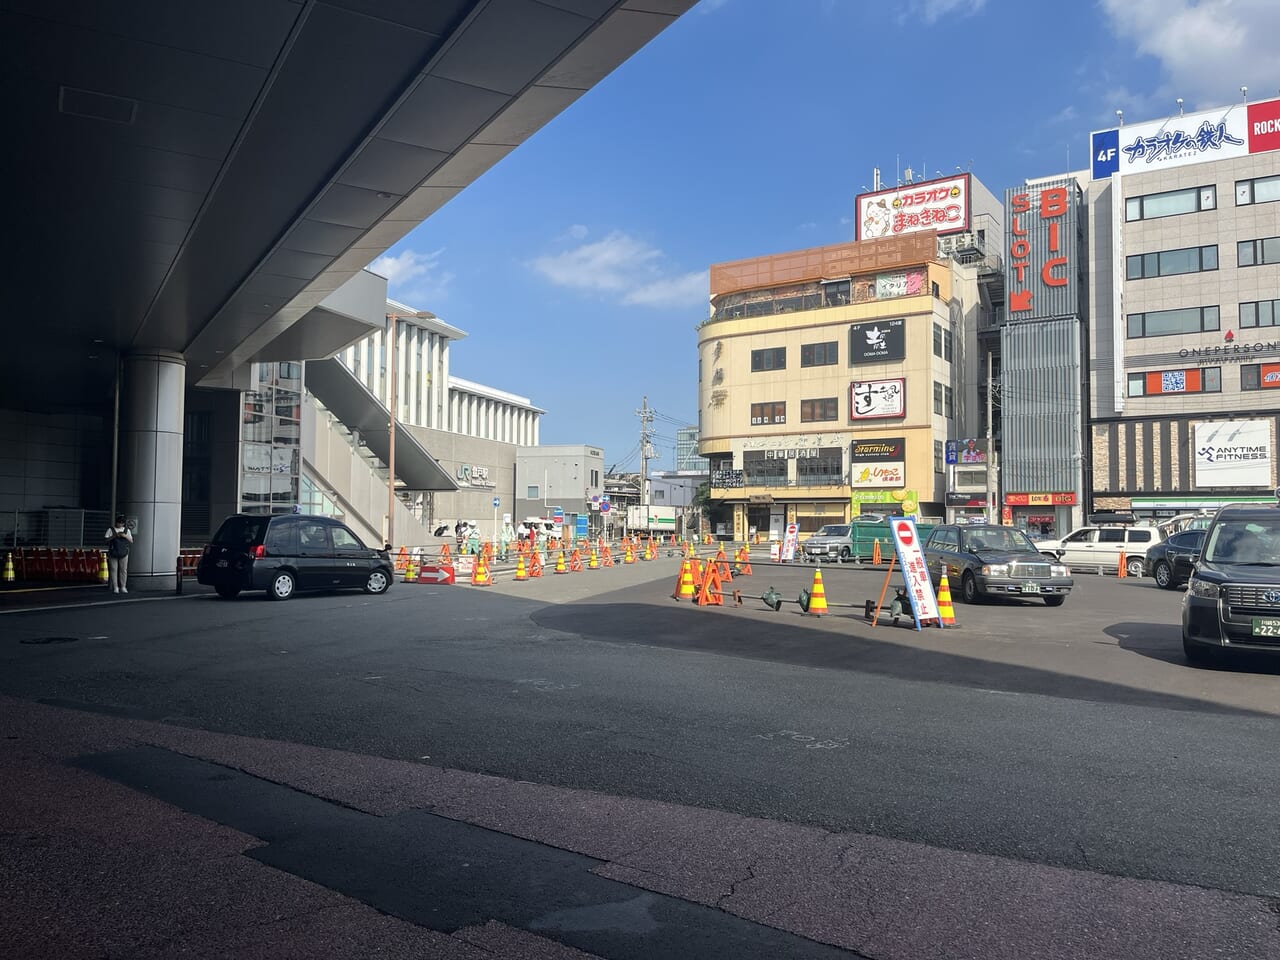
top-left (569, 549), bottom-right (584, 572)
top-left (736, 547), bottom-right (753, 576)
top-left (1117, 549), bottom-right (1127, 578)
top-left (471, 555), bottom-right (492, 586)
top-left (690, 558), bottom-right (704, 592)
top-left (803, 568), bottom-right (829, 616)
top-left (695, 560), bottom-right (723, 606)
top-left (529, 551), bottom-right (543, 578)
top-left (554, 550), bottom-right (568, 574)
top-left (602, 545), bottom-right (615, 567)
top-left (672, 560), bottom-right (696, 601)
top-left (872, 538), bottom-right (882, 565)
top-left (403, 558), bottom-right (417, 583)
top-left (937, 572), bottom-right (957, 626)
top-left (439, 542), bottom-right (452, 563)
top-left (514, 555), bottom-right (528, 582)
top-left (396, 546), bottom-right (409, 570)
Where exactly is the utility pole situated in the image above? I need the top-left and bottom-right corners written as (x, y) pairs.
top-left (637, 396), bottom-right (654, 507)
top-left (986, 350), bottom-right (996, 524)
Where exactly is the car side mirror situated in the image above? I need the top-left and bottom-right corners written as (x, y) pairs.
top-left (1190, 552), bottom-right (1201, 564)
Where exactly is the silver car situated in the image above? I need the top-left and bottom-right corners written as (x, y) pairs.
top-left (802, 524), bottom-right (853, 563)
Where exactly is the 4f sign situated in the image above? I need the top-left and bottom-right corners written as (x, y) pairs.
top-left (1092, 128), bottom-right (1120, 179)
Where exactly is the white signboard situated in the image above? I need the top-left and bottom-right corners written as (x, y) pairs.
top-left (1194, 419), bottom-right (1272, 488)
top-left (782, 523), bottom-right (799, 562)
top-left (889, 517), bottom-right (941, 628)
top-left (856, 174), bottom-right (969, 240)
top-left (1089, 100), bottom-right (1268, 179)
top-left (850, 461), bottom-right (906, 489)
top-left (850, 378), bottom-right (906, 421)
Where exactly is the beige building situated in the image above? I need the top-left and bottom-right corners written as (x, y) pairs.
top-left (698, 233), bottom-right (986, 540)
top-left (1087, 96), bottom-right (1280, 519)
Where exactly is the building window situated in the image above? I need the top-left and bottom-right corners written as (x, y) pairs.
top-left (750, 401), bottom-right (786, 425)
top-left (1240, 299), bottom-right (1280, 328)
top-left (943, 328), bottom-right (953, 362)
top-left (1236, 174), bottom-right (1280, 206)
top-left (1238, 237), bottom-right (1280, 267)
top-left (526, 485), bottom-right (539, 499)
top-left (797, 448), bottom-right (843, 486)
top-left (933, 381), bottom-right (943, 415)
top-left (590, 469), bottom-right (599, 487)
top-left (931, 280), bottom-right (941, 298)
top-left (800, 341), bottom-right (838, 367)
top-left (933, 323), bottom-right (943, 358)
top-left (800, 397), bottom-right (838, 422)
top-left (934, 440), bottom-right (944, 473)
top-left (750, 347), bottom-right (786, 371)
top-left (1125, 185), bottom-right (1215, 221)
top-left (944, 385), bottom-right (954, 419)
top-left (1125, 245), bottom-right (1218, 279)
top-left (956, 469), bottom-right (985, 486)
top-left (1127, 367), bottom-right (1221, 396)
top-left (1240, 364), bottom-right (1280, 390)
top-left (653, 488), bottom-right (665, 502)
top-left (1126, 305), bottom-right (1219, 338)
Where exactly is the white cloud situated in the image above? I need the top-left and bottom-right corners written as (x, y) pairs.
top-left (368, 248), bottom-right (454, 306)
top-left (1049, 104), bottom-right (1078, 125)
top-left (1100, 0), bottom-right (1280, 105)
top-left (901, 0), bottom-right (986, 25)
top-left (697, 0), bottom-right (731, 13)
top-left (530, 230), bottom-right (707, 309)
top-left (565, 223), bottom-right (589, 240)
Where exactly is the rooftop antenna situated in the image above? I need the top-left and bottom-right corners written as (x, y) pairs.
top-left (1242, 85), bottom-right (1249, 102)
top-left (1115, 109), bottom-right (1124, 126)
top-left (1176, 97), bottom-right (1184, 116)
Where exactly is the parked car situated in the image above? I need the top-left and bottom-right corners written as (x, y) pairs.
top-left (923, 523), bottom-right (1073, 606)
top-left (1145, 529), bottom-right (1206, 590)
top-left (197, 514), bottom-right (394, 600)
top-left (802, 524), bottom-right (854, 562)
top-left (1182, 503), bottom-right (1280, 664)
top-left (1035, 524), bottom-right (1162, 577)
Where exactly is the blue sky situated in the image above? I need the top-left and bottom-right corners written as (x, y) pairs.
top-left (372, 0), bottom-right (1280, 472)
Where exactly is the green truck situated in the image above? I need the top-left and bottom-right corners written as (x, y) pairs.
top-left (800, 519), bottom-right (938, 563)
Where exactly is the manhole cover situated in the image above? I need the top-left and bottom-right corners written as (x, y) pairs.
top-left (19, 636), bottom-right (79, 645)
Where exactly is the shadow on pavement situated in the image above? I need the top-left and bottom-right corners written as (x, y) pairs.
top-left (533, 602), bottom-right (1267, 716)
top-left (1106, 621), bottom-right (1280, 677)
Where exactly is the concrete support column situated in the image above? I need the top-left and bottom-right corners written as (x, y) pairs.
top-left (120, 350), bottom-right (185, 591)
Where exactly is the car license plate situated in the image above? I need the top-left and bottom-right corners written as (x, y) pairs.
top-left (1020, 581), bottom-right (1041, 594)
top-left (1251, 618), bottom-right (1280, 637)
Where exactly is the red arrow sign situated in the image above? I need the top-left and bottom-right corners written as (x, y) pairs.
top-left (896, 521), bottom-right (913, 546)
top-left (1009, 289), bottom-right (1033, 312)
top-left (416, 565), bottom-right (455, 585)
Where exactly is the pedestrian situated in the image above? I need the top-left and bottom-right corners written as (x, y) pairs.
top-left (454, 519), bottom-right (464, 551)
top-left (104, 514), bottom-right (133, 594)
top-left (517, 521), bottom-right (529, 542)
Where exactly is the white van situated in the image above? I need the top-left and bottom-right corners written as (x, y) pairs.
top-left (1037, 524), bottom-right (1163, 576)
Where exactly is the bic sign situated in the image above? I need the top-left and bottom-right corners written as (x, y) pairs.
top-left (1092, 128), bottom-right (1120, 179)
top-left (1007, 184), bottom-right (1072, 316)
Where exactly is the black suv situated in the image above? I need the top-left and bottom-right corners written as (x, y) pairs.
top-left (923, 523), bottom-right (1073, 605)
top-left (197, 514), bottom-right (394, 601)
top-left (1182, 504), bottom-right (1280, 663)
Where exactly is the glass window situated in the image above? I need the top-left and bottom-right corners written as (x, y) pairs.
top-left (750, 347), bottom-right (786, 371)
top-left (1241, 302), bottom-right (1258, 328)
top-left (800, 398), bottom-right (838, 422)
top-left (943, 328), bottom-right (953, 362)
top-left (750, 401), bottom-right (786, 425)
top-left (800, 341), bottom-right (838, 367)
top-left (1239, 240), bottom-right (1257, 267)
top-left (944, 385), bottom-right (954, 419)
top-left (934, 440), bottom-right (944, 473)
top-left (527, 485), bottom-right (539, 499)
top-left (1204, 367), bottom-right (1221, 392)
top-left (1125, 197), bottom-right (1142, 221)
top-left (933, 381), bottom-right (943, 415)
top-left (1127, 306), bottom-right (1218, 338)
top-left (1126, 256), bottom-right (1143, 280)
top-left (1265, 237), bottom-right (1280, 264)
top-left (1160, 247), bottom-right (1198, 275)
top-left (1241, 300), bottom-right (1280, 328)
top-left (1098, 528), bottom-right (1125, 543)
top-left (933, 323), bottom-right (943, 357)
top-left (1128, 373), bottom-right (1145, 396)
top-left (1127, 314), bottom-right (1144, 338)
top-left (1128, 530), bottom-right (1154, 544)
top-left (1202, 246), bottom-right (1218, 270)
top-left (331, 525), bottom-right (362, 550)
top-left (1139, 187), bottom-right (1197, 219)
top-left (1242, 364), bottom-right (1262, 390)
top-left (1256, 176), bottom-right (1280, 204)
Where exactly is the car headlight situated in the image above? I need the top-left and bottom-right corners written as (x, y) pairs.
top-left (1187, 577), bottom-right (1221, 599)
top-left (1051, 564), bottom-right (1069, 577)
top-left (981, 563), bottom-right (1009, 577)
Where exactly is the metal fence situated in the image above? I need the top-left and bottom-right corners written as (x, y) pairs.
top-left (1, 509), bottom-right (114, 549)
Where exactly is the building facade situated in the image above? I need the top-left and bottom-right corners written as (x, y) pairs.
top-left (515, 444), bottom-right (606, 539)
top-left (697, 226), bottom-right (995, 541)
top-left (1086, 96), bottom-right (1280, 520)
top-left (675, 426), bottom-right (706, 472)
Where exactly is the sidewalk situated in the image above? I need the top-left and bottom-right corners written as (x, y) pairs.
top-left (3, 695), bottom-right (1277, 960)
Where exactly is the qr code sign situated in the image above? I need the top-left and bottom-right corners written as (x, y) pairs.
top-left (1161, 370), bottom-right (1187, 393)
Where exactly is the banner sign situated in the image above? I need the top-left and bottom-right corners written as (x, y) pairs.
top-left (851, 437), bottom-right (905, 461)
top-left (849, 318), bottom-right (906, 364)
top-left (856, 173), bottom-right (970, 239)
top-left (1194, 419), bottom-right (1272, 487)
top-left (850, 378), bottom-right (906, 420)
top-left (850, 461), bottom-right (906, 488)
top-left (889, 517), bottom-right (941, 630)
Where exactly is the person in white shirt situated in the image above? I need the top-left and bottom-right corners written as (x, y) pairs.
top-left (104, 514), bottom-right (133, 594)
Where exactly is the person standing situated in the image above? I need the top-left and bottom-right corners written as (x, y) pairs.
top-left (104, 514), bottom-right (133, 594)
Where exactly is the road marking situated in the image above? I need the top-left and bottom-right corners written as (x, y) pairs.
top-left (0, 594), bottom-right (195, 616)
top-left (514, 679), bottom-right (580, 692)
top-left (755, 729), bottom-right (850, 749)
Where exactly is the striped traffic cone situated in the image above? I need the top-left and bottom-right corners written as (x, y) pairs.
top-left (554, 550), bottom-right (569, 574)
top-left (470, 555), bottom-right (492, 586)
top-left (2, 551), bottom-right (14, 583)
top-left (937, 572), bottom-right (957, 626)
top-left (672, 559), bottom-right (696, 601)
top-left (802, 568), bottom-right (829, 616)
top-left (514, 555), bottom-right (528, 582)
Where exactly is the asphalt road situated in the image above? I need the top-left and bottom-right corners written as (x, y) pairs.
top-left (5, 558), bottom-right (1280, 958)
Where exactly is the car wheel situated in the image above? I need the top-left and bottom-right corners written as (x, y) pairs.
top-left (839, 546), bottom-right (851, 564)
top-left (1043, 595), bottom-right (1066, 607)
top-left (364, 569), bottom-right (390, 595)
top-left (215, 585), bottom-right (240, 600)
top-left (960, 571), bottom-right (979, 604)
top-left (268, 571), bottom-right (295, 601)
top-left (1126, 556), bottom-right (1145, 578)
top-left (1153, 561), bottom-right (1174, 590)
